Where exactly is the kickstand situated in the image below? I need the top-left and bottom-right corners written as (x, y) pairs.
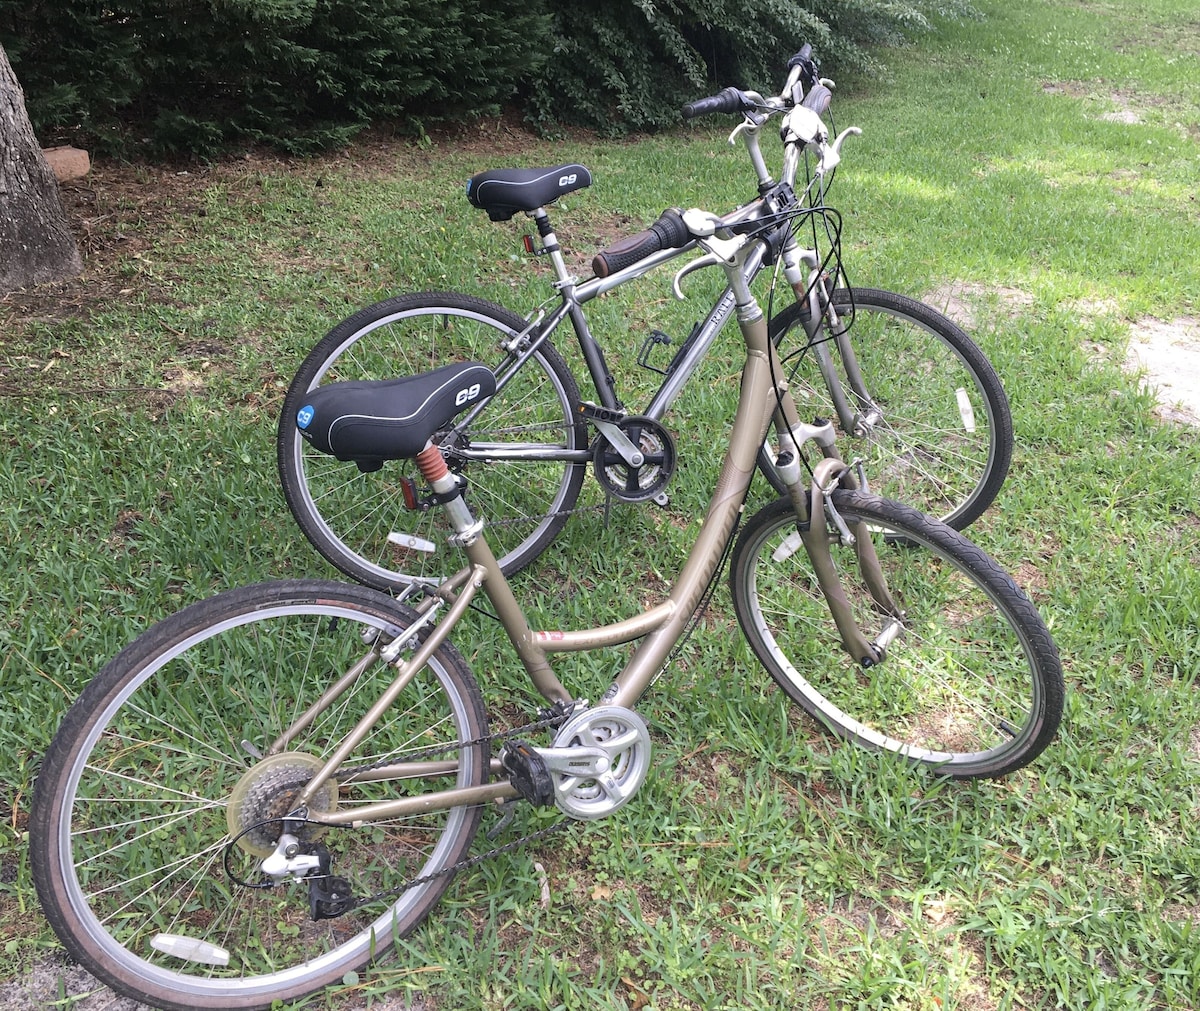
top-left (487, 799), bottom-right (520, 841)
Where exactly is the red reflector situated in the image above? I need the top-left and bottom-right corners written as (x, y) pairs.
top-left (400, 477), bottom-right (419, 510)
top-left (522, 235), bottom-right (535, 254)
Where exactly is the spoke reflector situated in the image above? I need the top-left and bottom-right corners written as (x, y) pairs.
top-left (771, 529), bottom-right (804, 563)
top-left (150, 933), bottom-right (231, 967)
top-left (956, 388), bottom-right (976, 432)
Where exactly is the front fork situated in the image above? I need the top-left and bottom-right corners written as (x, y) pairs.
top-left (769, 353), bottom-right (903, 667)
top-left (781, 243), bottom-right (881, 440)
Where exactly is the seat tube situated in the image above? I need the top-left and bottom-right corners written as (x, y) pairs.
top-left (532, 207), bottom-right (620, 410)
top-left (417, 438), bottom-right (572, 705)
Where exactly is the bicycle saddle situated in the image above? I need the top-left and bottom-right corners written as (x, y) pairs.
top-left (466, 163), bottom-right (592, 221)
top-left (294, 362), bottom-right (496, 471)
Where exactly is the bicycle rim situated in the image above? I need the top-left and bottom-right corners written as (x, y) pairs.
top-left (32, 581), bottom-right (488, 1010)
top-left (279, 294), bottom-right (586, 589)
top-left (731, 494), bottom-right (1062, 778)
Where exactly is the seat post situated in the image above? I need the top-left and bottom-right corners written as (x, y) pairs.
top-left (530, 208), bottom-right (577, 289)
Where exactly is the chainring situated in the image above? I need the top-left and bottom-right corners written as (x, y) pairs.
top-left (550, 705), bottom-right (651, 820)
top-left (592, 415), bottom-right (676, 503)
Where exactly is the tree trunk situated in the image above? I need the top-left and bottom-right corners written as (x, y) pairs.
top-left (0, 42), bottom-right (82, 295)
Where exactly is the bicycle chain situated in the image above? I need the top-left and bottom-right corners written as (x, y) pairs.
top-left (460, 420), bottom-right (574, 437)
top-left (444, 420), bottom-right (610, 530)
top-left (337, 704), bottom-right (568, 781)
top-left (257, 705), bottom-right (577, 916)
top-left (483, 502), bottom-right (607, 530)
top-left (332, 815), bottom-right (572, 916)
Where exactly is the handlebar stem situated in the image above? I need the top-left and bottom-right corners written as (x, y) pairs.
top-left (729, 121), bottom-right (774, 189)
top-left (783, 64), bottom-right (804, 106)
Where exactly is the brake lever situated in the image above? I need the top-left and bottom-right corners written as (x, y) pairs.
top-left (728, 120), bottom-right (756, 147)
top-left (816, 126), bottom-right (862, 175)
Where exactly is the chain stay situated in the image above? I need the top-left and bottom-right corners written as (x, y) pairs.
top-left (253, 704), bottom-right (577, 916)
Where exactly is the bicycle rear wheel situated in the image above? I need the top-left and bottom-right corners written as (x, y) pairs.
top-left (761, 288), bottom-right (1012, 531)
top-left (730, 493), bottom-right (1062, 778)
top-left (31, 580), bottom-right (489, 1011)
top-left (279, 292), bottom-right (588, 590)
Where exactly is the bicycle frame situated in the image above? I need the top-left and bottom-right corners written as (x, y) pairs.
top-left (446, 120), bottom-right (877, 468)
top-left (282, 237), bottom-right (898, 828)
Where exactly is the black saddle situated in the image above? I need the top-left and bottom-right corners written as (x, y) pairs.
top-left (466, 163), bottom-right (592, 221)
top-left (294, 362), bottom-right (496, 470)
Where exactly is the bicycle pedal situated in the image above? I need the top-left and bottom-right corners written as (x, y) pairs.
top-left (304, 843), bottom-right (357, 920)
top-left (577, 402), bottom-right (625, 425)
top-left (501, 740), bottom-right (555, 807)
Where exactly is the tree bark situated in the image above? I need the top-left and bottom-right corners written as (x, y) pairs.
top-left (0, 42), bottom-right (82, 295)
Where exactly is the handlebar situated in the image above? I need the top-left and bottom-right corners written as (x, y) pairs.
top-left (592, 44), bottom-right (857, 281)
top-left (592, 208), bottom-right (692, 278)
top-left (786, 44), bottom-right (819, 91)
top-left (680, 87), bottom-right (755, 121)
top-left (681, 45), bottom-right (822, 121)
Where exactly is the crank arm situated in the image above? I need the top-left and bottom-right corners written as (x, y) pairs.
top-left (532, 745), bottom-right (612, 778)
top-left (591, 418), bottom-right (644, 467)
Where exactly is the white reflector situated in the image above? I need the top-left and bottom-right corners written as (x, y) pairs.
top-left (150, 933), bottom-right (231, 967)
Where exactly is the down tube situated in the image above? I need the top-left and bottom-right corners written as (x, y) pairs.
top-left (605, 336), bottom-right (780, 708)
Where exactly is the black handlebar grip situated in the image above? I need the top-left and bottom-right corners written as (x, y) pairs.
top-left (787, 44), bottom-right (819, 89)
top-left (592, 208), bottom-right (690, 278)
top-left (801, 83), bottom-right (832, 116)
top-left (789, 44), bottom-right (813, 66)
top-left (681, 87), bottom-right (746, 120)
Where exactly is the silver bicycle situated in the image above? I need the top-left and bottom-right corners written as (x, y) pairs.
top-left (277, 47), bottom-right (1013, 591)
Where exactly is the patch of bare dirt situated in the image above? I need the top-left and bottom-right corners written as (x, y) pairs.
top-left (0, 956), bottom-right (425, 1011)
top-left (0, 956), bottom-right (151, 1011)
top-left (1040, 81), bottom-right (1167, 126)
top-left (928, 283), bottom-right (1200, 428)
top-left (1125, 316), bottom-right (1200, 426)
top-left (923, 281), bottom-right (1035, 329)
top-left (0, 115), bottom-right (552, 327)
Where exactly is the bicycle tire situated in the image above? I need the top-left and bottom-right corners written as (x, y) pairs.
top-left (758, 288), bottom-right (1013, 531)
top-left (730, 493), bottom-right (1062, 778)
top-left (278, 292), bottom-right (588, 590)
top-left (31, 580), bottom-right (489, 1011)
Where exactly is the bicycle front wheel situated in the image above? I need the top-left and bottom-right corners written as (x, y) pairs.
top-left (31, 580), bottom-right (489, 1011)
top-left (279, 292), bottom-right (588, 589)
top-left (762, 288), bottom-right (1013, 531)
top-left (731, 494), bottom-right (1062, 778)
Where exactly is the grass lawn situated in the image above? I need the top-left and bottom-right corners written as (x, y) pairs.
top-left (1, 0), bottom-right (1198, 1007)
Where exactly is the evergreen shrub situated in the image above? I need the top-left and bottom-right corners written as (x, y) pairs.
top-left (0, 0), bottom-right (976, 155)
top-left (0, 0), bottom-right (552, 155)
top-left (524, 0), bottom-right (979, 135)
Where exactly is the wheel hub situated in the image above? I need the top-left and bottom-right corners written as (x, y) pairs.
top-left (226, 752), bottom-right (337, 857)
